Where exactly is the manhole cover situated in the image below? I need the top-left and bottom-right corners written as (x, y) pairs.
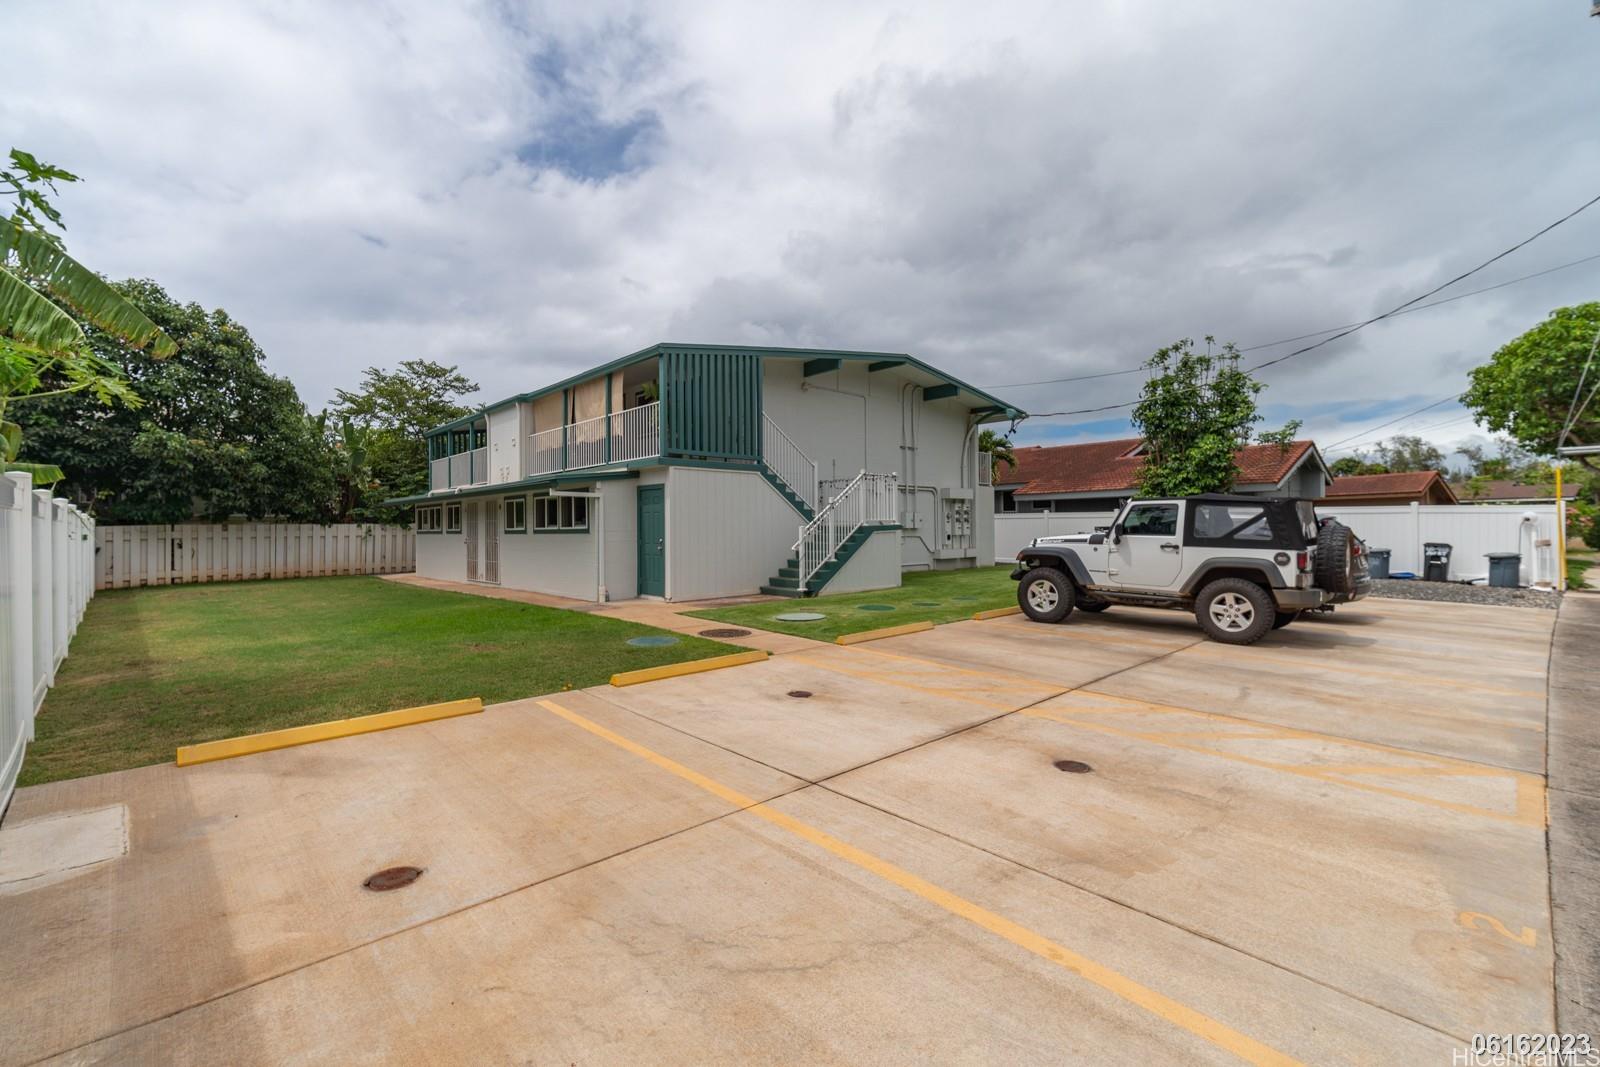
top-left (1053, 760), bottom-right (1093, 774)
top-left (774, 612), bottom-right (826, 622)
top-left (698, 628), bottom-right (752, 638)
top-left (364, 866), bottom-right (423, 891)
top-left (626, 635), bottom-right (680, 647)
top-left (787, 690), bottom-right (813, 698)
top-left (856, 604), bottom-right (896, 612)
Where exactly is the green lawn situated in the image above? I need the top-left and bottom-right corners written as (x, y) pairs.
top-left (22, 576), bottom-right (738, 786)
top-left (1569, 549), bottom-right (1596, 590)
top-left (685, 565), bottom-right (1017, 643)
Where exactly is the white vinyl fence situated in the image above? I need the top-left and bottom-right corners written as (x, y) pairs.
top-left (2, 473), bottom-right (95, 815)
top-left (1316, 503), bottom-right (1562, 588)
top-left (995, 510), bottom-right (1119, 560)
top-left (996, 503), bottom-right (1564, 588)
top-left (95, 523), bottom-right (415, 590)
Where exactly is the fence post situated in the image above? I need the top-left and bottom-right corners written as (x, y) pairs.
top-left (6, 475), bottom-right (33, 742)
top-left (32, 490), bottom-right (54, 696)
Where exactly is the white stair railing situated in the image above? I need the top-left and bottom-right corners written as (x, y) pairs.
top-left (793, 470), bottom-right (899, 593)
top-left (762, 413), bottom-right (818, 512)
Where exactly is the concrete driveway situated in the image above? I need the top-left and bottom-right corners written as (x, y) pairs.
top-left (0, 595), bottom-right (1579, 1065)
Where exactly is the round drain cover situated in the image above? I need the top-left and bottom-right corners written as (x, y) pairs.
top-left (626, 635), bottom-right (680, 647)
top-left (1053, 760), bottom-right (1093, 774)
top-left (856, 604), bottom-right (896, 612)
top-left (698, 628), bottom-right (752, 638)
top-left (364, 866), bottom-right (423, 891)
top-left (774, 612), bottom-right (826, 622)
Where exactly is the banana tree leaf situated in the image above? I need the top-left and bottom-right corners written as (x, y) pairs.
top-left (0, 266), bottom-right (87, 355)
top-left (5, 460), bottom-right (65, 486)
top-left (0, 218), bottom-right (175, 357)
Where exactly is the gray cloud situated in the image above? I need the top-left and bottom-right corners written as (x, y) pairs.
top-left (3, 0), bottom-right (1597, 464)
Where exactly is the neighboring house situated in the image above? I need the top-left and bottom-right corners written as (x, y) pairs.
top-left (386, 344), bottom-right (1023, 602)
top-left (993, 438), bottom-right (1331, 513)
top-left (1448, 478), bottom-right (1579, 504)
top-left (1322, 471), bottom-right (1459, 506)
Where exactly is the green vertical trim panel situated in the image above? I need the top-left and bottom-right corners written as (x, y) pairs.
top-left (658, 349), bottom-right (760, 462)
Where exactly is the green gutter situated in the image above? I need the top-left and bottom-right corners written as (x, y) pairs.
top-left (383, 468), bottom-right (640, 508)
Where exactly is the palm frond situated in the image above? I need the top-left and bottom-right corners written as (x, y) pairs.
top-left (0, 266), bottom-right (87, 354)
top-left (5, 460), bottom-right (65, 486)
top-left (0, 217), bottom-right (175, 356)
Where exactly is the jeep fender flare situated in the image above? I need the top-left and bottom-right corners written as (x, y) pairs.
top-left (1015, 547), bottom-right (1093, 589)
top-left (1179, 557), bottom-right (1285, 596)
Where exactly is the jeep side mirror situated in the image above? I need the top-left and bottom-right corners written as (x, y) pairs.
top-left (1109, 524), bottom-right (1123, 544)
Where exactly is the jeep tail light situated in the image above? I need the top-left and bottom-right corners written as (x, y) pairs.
top-left (1296, 551), bottom-right (1310, 572)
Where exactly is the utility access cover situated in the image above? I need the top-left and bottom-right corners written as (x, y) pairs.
top-left (773, 612), bottom-right (826, 622)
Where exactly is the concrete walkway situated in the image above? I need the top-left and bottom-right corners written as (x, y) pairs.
top-left (1549, 592), bottom-right (1600, 1035)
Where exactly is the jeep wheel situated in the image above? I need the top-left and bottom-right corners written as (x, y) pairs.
top-left (1018, 567), bottom-right (1075, 623)
top-left (1271, 610), bottom-right (1300, 630)
top-left (1194, 578), bottom-right (1275, 644)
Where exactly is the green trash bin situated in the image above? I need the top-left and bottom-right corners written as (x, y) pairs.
top-left (1485, 552), bottom-right (1521, 588)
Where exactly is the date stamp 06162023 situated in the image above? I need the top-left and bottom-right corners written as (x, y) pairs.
top-left (1453, 1034), bottom-right (1597, 1067)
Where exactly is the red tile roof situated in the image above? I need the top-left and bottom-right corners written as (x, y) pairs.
top-left (999, 438), bottom-right (1316, 496)
top-left (1323, 470), bottom-right (1458, 503)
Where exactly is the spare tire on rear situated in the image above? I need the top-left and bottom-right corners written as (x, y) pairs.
top-left (1315, 520), bottom-right (1357, 595)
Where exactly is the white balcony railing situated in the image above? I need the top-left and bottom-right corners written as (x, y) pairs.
top-left (430, 456), bottom-right (449, 491)
top-left (442, 448), bottom-right (489, 489)
top-left (527, 400), bottom-right (660, 477)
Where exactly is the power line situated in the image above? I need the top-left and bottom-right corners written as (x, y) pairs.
top-left (983, 250), bottom-right (1600, 390)
top-left (1320, 395), bottom-right (1459, 451)
top-left (1020, 191), bottom-right (1600, 419)
top-left (1323, 413), bottom-right (1477, 455)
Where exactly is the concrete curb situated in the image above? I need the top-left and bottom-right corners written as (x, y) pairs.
top-left (610, 649), bottom-right (768, 687)
top-left (176, 698), bottom-right (484, 767)
top-left (972, 605), bottom-right (1022, 621)
top-left (835, 620), bottom-right (935, 645)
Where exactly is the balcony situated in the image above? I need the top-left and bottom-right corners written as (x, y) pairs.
top-left (528, 400), bottom-right (660, 476)
top-left (429, 447), bottom-right (488, 491)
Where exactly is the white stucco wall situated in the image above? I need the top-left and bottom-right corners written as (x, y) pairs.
top-left (414, 528), bottom-right (466, 583)
top-left (497, 522), bottom-right (602, 601)
top-left (487, 404), bottom-right (522, 484)
top-left (664, 466), bottom-right (798, 601)
top-left (817, 528), bottom-right (902, 594)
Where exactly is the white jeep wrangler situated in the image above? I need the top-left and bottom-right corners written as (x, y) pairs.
top-left (1010, 493), bottom-right (1369, 644)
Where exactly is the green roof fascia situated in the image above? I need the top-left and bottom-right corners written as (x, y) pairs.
top-left (382, 467), bottom-right (641, 507)
top-left (423, 342), bottom-right (1026, 436)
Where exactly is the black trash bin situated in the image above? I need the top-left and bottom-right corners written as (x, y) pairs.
top-left (1368, 549), bottom-right (1392, 579)
top-left (1486, 552), bottom-right (1521, 588)
top-left (1423, 542), bottom-right (1452, 582)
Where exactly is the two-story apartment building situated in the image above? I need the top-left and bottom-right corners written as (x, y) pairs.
top-left (386, 344), bottom-right (1024, 603)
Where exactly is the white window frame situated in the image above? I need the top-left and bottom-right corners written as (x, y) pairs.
top-left (445, 502), bottom-right (462, 533)
top-left (504, 495), bottom-right (527, 533)
top-left (416, 505), bottom-right (443, 533)
top-left (532, 494), bottom-right (589, 532)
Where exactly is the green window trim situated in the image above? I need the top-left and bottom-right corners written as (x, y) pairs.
top-left (416, 504), bottom-right (444, 534)
top-left (444, 501), bottom-right (462, 533)
top-left (532, 495), bottom-right (589, 533)
top-left (504, 495), bottom-right (528, 534)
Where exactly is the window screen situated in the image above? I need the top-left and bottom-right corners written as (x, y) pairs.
top-left (1192, 503), bottom-right (1272, 541)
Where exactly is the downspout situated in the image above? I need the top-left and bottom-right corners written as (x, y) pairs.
top-left (550, 488), bottom-right (605, 602)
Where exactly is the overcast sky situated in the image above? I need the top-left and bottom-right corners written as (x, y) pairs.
top-left (6, 1), bottom-right (1599, 461)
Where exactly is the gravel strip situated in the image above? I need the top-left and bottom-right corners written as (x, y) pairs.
top-left (1369, 578), bottom-right (1562, 610)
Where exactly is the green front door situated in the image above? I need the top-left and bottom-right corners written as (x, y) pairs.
top-left (637, 485), bottom-right (666, 597)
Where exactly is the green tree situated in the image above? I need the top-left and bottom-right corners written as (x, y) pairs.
top-left (1329, 455), bottom-right (1388, 477)
top-left (978, 427), bottom-right (1016, 481)
top-left (1256, 418), bottom-right (1302, 449)
top-left (25, 279), bottom-right (335, 522)
top-left (1464, 302), bottom-right (1600, 471)
top-left (1131, 337), bottom-right (1261, 496)
top-left (1, 148), bottom-right (176, 484)
top-left (331, 359), bottom-right (478, 520)
top-left (1370, 434), bottom-right (1446, 473)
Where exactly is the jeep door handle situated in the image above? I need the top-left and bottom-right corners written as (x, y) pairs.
top-left (1160, 542), bottom-right (1180, 552)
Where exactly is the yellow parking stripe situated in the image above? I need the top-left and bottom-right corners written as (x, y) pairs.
top-left (535, 698), bottom-right (1304, 1067)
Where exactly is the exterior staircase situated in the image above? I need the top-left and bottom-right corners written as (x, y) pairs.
top-left (761, 525), bottom-right (888, 597)
top-left (758, 467), bottom-right (814, 522)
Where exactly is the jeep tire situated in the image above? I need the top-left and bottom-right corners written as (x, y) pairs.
top-left (1018, 567), bottom-right (1075, 623)
top-left (1077, 600), bottom-right (1111, 613)
top-left (1271, 610), bottom-right (1300, 630)
top-left (1194, 577), bottom-right (1276, 644)
top-left (1315, 521), bottom-right (1357, 596)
